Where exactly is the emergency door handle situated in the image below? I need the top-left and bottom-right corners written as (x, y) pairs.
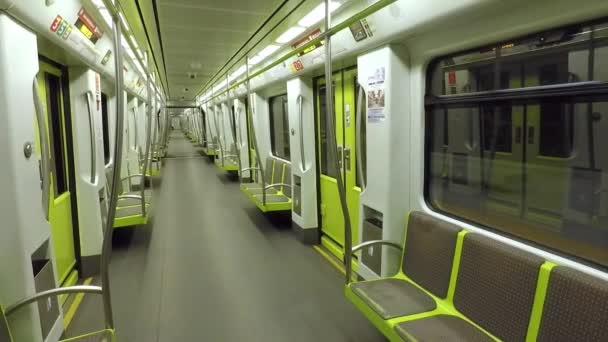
top-left (297, 95), bottom-right (308, 172)
top-left (344, 146), bottom-right (351, 172)
top-left (85, 91), bottom-right (97, 184)
top-left (33, 77), bottom-right (51, 220)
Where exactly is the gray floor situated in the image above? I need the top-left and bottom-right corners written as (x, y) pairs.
top-left (66, 131), bottom-right (385, 341)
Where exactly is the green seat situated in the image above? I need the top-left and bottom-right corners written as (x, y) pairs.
top-left (1, 305), bottom-right (115, 342)
top-left (350, 279), bottom-right (436, 319)
top-left (536, 266), bottom-right (608, 341)
top-left (242, 159), bottom-right (292, 212)
top-left (395, 315), bottom-right (492, 342)
top-left (113, 204), bottom-right (149, 228)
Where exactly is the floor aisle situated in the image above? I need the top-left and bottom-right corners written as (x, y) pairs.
top-left (66, 131), bottom-right (385, 341)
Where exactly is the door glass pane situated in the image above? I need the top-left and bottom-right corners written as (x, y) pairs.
top-left (538, 101), bottom-right (574, 158)
top-left (101, 93), bottom-right (110, 164)
top-left (482, 105), bottom-right (512, 153)
top-left (318, 85), bottom-right (338, 177)
top-left (45, 73), bottom-right (68, 195)
top-left (354, 79), bottom-right (367, 187)
top-left (269, 94), bottom-right (290, 160)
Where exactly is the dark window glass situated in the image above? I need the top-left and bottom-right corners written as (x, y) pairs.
top-left (269, 94), bottom-right (290, 160)
top-left (426, 20), bottom-right (608, 267)
top-left (45, 73), bottom-right (68, 195)
top-left (318, 85), bottom-right (338, 177)
top-left (101, 93), bottom-right (110, 164)
top-left (354, 78), bottom-right (367, 187)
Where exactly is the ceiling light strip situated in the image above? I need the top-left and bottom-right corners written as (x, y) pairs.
top-left (202, 0), bottom-right (396, 103)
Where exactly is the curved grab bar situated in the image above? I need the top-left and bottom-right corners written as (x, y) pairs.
top-left (347, 240), bottom-right (403, 283)
top-left (297, 95), bottom-right (307, 172)
top-left (32, 78), bottom-right (51, 220)
top-left (5, 285), bottom-right (103, 316)
top-left (355, 85), bottom-right (366, 190)
top-left (264, 183), bottom-right (293, 190)
top-left (85, 91), bottom-right (97, 184)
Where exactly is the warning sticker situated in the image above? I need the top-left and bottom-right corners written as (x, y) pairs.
top-left (75, 7), bottom-right (103, 44)
top-left (367, 67), bottom-right (386, 123)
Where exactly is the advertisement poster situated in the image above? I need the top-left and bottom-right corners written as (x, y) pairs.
top-left (367, 67), bottom-right (386, 123)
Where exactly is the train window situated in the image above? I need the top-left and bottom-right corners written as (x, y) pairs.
top-left (101, 93), bottom-right (110, 164)
top-left (45, 73), bottom-right (68, 196)
top-left (318, 85), bottom-right (338, 177)
top-left (425, 20), bottom-right (608, 267)
top-left (355, 79), bottom-right (367, 187)
top-left (268, 94), bottom-right (290, 160)
top-left (230, 105), bottom-right (237, 142)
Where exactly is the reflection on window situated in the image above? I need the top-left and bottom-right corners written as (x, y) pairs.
top-left (355, 78), bottom-right (367, 187)
top-left (426, 20), bottom-right (608, 267)
top-left (269, 94), bottom-right (290, 160)
top-left (45, 73), bottom-right (68, 196)
top-left (318, 85), bottom-right (338, 177)
top-left (101, 93), bottom-right (110, 164)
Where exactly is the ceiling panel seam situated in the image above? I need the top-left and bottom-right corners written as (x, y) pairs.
top-left (197, 0), bottom-right (292, 96)
top-left (133, 0), bottom-right (168, 98)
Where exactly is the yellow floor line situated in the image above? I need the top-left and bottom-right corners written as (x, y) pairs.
top-left (63, 277), bottom-right (93, 329)
top-left (313, 245), bottom-right (346, 276)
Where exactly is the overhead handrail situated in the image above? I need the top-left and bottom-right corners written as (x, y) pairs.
top-left (355, 85), bottom-right (366, 190)
top-left (297, 94), bottom-right (307, 172)
top-left (85, 90), bottom-right (97, 184)
top-left (32, 78), bottom-right (51, 220)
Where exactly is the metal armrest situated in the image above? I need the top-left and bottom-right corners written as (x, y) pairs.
top-left (351, 240), bottom-right (403, 254)
top-left (121, 174), bottom-right (145, 182)
top-left (264, 183), bottom-right (292, 190)
top-left (118, 195), bottom-right (143, 200)
top-left (5, 286), bottom-right (102, 316)
top-left (241, 167), bottom-right (260, 172)
top-left (346, 240), bottom-right (403, 284)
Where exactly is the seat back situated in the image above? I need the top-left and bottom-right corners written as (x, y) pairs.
top-left (282, 164), bottom-right (292, 198)
top-left (272, 159), bottom-right (282, 185)
top-left (402, 212), bottom-right (460, 298)
top-left (453, 233), bottom-right (543, 341)
top-left (0, 306), bottom-right (13, 342)
top-left (537, 266), bottom-right (608, 341)
top-left (264, 158), bottom-right (274, 184)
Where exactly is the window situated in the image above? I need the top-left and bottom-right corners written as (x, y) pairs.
top-left (425, 20), bottom-right (608, 267)
top-left (269, 94), bottom-right (290, 160)
top-left (45, 73), bottom-right (68, 195)
top-left (355, 78), bottom-right (367, 187)
top-left (101, 93), bottom-right (111, 164)
top-left (318, 85), bottom-right (338, 177)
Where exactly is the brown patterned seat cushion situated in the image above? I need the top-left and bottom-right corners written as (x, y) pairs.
top-left (537, 266), bottom-right (608, 341)
top-left (351, 279), bottom-right (436, 319)
top-left (454, 233), bottom-right (543, 341)
top-left (402, 212), bottom-right (461, 298)
top-left (395, 315), bottom-right (493, 342)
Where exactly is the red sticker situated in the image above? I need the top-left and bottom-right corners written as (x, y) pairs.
top-left (50, 15), bottom-right (62, 32)
top-left (291, 60), bottom-right (304, 72)
top-left (448, 71), bottom-right (456, 86)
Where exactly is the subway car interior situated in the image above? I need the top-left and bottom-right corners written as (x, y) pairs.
top-left (2, 0), bottom-right (608, 341)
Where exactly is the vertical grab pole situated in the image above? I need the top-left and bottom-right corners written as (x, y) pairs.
top-left (245, 57), bottom-right (267, 205)
top-left (228, 76), bottom-right (242, 181)
top-left (323, 0), bottom-right (352, 284)
top-left (101, 9), bottom-right (126, 330)
top-left (141, 51), bottom-right (153, 217)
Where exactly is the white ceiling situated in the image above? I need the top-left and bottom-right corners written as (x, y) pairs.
top-left (156, 0), bottom-right (286, 101)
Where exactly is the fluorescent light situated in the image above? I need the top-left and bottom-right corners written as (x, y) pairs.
top-left (298, 2), bottom-right (341, 28)
top-left (258, 45), bottom-right (281, 57)
top-left (248, 55), bottom-right (263, 65)
top-left (99, 9), bottom-right (112, 28)
top-left (276, 26), bottom-right (306, 43)
top-left (119, 13), bottom-right (129, 31)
